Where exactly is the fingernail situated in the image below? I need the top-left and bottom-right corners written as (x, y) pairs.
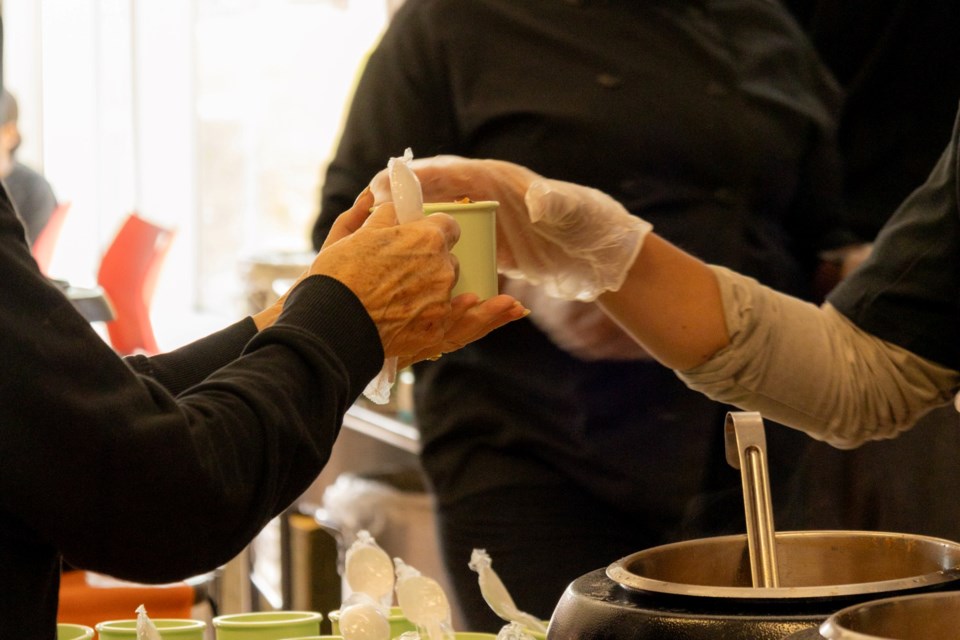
top-left (353, 186), bottom-right (372, 205)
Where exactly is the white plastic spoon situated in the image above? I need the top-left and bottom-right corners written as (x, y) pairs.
top-left (395, 558), bottom-right (455, 640)
top-left (345, 530), bottom-right (395, 608)
top-left (469, 549), bottom-right (547, 634)
top-left (339, 592), bottom-right (391, 640)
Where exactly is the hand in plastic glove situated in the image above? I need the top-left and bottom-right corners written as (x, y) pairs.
top-left (370, 156), bottom-right (652, 301)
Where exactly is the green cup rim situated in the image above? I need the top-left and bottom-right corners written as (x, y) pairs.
top-left (213, 610), bottom-right (324, 627)
top-left (422, 200), bottom-right (499, 212)
top-left (95, 619), bottom-right (206, 630)
top-left (57, 623), bottom-right (95, 640)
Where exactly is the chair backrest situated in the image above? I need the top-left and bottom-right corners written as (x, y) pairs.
top-left (96, 213), bottom-right (176, 355)
top-left (30, 201), bottom-right (71, 274)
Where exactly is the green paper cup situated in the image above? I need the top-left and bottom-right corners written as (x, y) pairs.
top-left (423, 201), bottom-right (499, 300)
top-left (327, 606), bottom-right (415, 638)
top-left (95, 618), bottom-right (206, 640)
top-left (57, 623), bottom-right (95, 640)
top-left (213, 611), bottom-right (323, 640)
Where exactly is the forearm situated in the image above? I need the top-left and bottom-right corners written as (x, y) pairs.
top-left (678, 266), bottom-right (960, 446)
top-left (597, 234), bottom-right (730, 370)
top-left (124, 318), bottom-right (257, 395)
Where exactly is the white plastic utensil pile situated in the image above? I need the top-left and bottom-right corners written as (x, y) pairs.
top-left (340, 529), bottom-right (546, 640)
top-left (341, 529), bottom-right (455, 640)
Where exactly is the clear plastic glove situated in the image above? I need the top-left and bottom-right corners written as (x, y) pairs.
top-left (370, 156), bottom-right (652, 302)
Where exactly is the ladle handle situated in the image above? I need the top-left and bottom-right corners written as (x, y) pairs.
top-left (725, 411), bottom-right (780, 588)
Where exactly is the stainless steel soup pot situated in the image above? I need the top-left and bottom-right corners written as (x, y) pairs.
top-left (546, 530), bottom-right (960, 640)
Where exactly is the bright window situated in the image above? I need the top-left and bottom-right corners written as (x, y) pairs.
top-left (5, 0), bottom-right (389, 348)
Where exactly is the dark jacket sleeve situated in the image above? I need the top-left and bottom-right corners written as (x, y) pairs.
top-left (0, 186), bottom-right (383, 582)
top-left (123, 318), bottom-right (258, 396)
top-left (313, 0), bottom-right (456, 249)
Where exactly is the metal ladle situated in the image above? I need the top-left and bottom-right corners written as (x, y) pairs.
top-left (725, 411), bottom-right (781, 588)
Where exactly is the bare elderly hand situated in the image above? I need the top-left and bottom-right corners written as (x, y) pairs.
top-left (257, 188), bottom-right (527, 362)
top-left (313, 201), bottom-right (461, 358)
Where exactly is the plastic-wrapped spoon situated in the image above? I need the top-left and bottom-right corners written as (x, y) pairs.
top-left (345, 530), bottom-right (395, 608)
top-left (363, 147), bottom-right (424, 404)
top-left (388, 147), bottom-right (424, 224)
top-left (395, 558), bottom-right (454, 640)
top-left (469, 549), bottom-right (547, 634)
top-left (339, 592), bottom-right (391, 640)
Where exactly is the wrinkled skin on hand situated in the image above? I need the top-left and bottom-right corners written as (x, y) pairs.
top-left (370, 156), bottom-right (540, 273)
top-left (311, 202), bottom-right (459, 359)
top-left (258, 189), bottom-right (528, 364)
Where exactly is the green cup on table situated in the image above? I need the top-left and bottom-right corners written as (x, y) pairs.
top-left (213, 611), bottom-right (323, 640)
top-left (95, 618), bottom-right (206, 640)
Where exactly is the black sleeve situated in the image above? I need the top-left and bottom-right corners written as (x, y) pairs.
top-left (828, 119), bottom-right (960, 371)
top-left (0, 182), bottom-right (383, 582)
top-left (123, 318), bottom-right (258, 396)
top-left (312, 1), bottom-right (457, 249)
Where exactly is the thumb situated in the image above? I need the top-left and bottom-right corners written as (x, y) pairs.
top-left (363, 202), bottom-right (401, 229)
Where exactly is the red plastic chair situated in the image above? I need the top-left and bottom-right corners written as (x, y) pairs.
top-left (96, 213), bottom-right (176, 355)
top-left (31, 201), bottom-right (71, 274)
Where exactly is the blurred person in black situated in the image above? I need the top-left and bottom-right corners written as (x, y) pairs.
top-left (779, 0), bottom-right (960, 540)
top-left (312, 0), bottom-right (864, 629)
